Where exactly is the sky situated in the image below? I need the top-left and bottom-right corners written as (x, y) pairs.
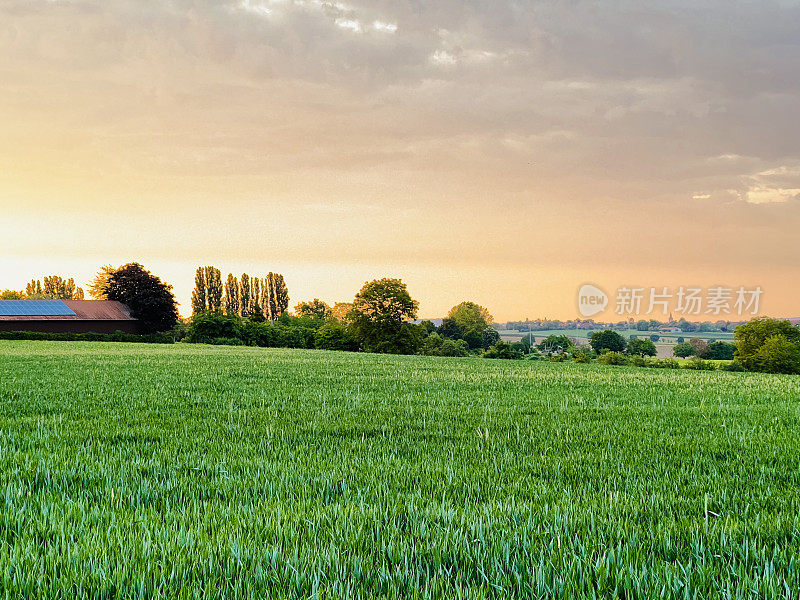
top-left (1, 0), bottom-right (799, 321)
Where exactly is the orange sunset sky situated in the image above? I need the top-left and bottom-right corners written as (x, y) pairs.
top-left (1, 0), bottom-right (799, 321)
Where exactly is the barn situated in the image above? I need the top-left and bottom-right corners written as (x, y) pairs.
top-left (0, 300), bottom-right (139, 334)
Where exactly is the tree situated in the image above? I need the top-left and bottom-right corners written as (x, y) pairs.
top-left (589, 330), bottom-right (627, 354)
top-left (347, 278), bottom-right (420, 354)
top-left (192, 266), bottom-right (223, 314)
top-left (104, 263), bottom-right (178, 333)
top-left (185, 311), bottom-right (242, 343)
top-left (248, 277), bottom-right (263, 319)
top-left (483, 341), bottom-right (523, 359)
top-left (240, 274), bottom-right (251, 318)
top-left (88, 265), bottom-right (116, 300)
top-left (1, 290), bottom-right (23, 300)
top-left (705, 341), bottom-right (736, 361)
top-left (444, 301), bottom-right (495, 350)
top-left (649, 334), bottom-right (660, 343)
top-left (264, 273), bottom-right (278, 321)
top-left (447, 302), bottom-right (493, 332)
top-left (191, 268), bottom-right (207, 315)
top-left (314, 321), bottom-right (359, 351)
top-left (224, 274), bottom-right (240, 316)
top-left (734, 317), bottom-right (800, 374)
top-left (418, 320), bottom-right (437, 335)
top-left (420, 332), bottom-right (470, 357)
top-left (518, 335), bottom-right (534, 354)
top-left (537, 335), bottom-right (574, 355)
top-left (206, 267), bottom-right (223, 312)
top-left (481, 328), bottom-right (500, 349)
top-left (263, 273), bottom-right (289, 320)
top-left (462, 328), bottom-right (483, 350)
top-left (25, 276), bottom-right (84, 299)
top-left (689, 338), bottom-right (709, 359)
top-left (673, 342), bottom-right (694, 358)
top-left (628, 338), bottom-right (657, 357)
top-left (295, 299), bottom-right (331, 319)
top-left (25, 280), bottom-right (42, 298)
top-left (274, 274), bottom-right (289, 317)
top-left (635, 319), bottom-right (649, 331)
top-left (751, 335), bottom-right (800, 374)
top-left (438, 318), bottom-right (464, 340)
top-left (329, 302), bottom-right (353, 322)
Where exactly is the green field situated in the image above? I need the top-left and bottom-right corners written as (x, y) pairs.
top-left (2, 342), bottom-right (800, 598)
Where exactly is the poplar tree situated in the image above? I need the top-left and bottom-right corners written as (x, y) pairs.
top-left (224, 274), bottom-right (240, 316)
top-left (191, 268), bottom-right (207, 314)
top-left (249, 277), bottom-right (263, 319)
top-left (265, 272), bottom-right (278, 321)
top-left (205, 266), bottom-right (223, 311)
top-left (240, 274), bottom-right (251, 318)
top-left (274, 274), bottom-right (289, 317)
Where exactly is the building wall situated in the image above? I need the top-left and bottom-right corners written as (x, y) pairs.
top-left (0, 320), bottom-right (140, 334)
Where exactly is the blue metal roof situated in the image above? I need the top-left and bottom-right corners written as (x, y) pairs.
top-left (0, 300), bottom-right (76, 316)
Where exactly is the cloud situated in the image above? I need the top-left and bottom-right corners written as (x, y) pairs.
top-left (738, 164), bottom-right (800, 203)
top-left (372, 20), bottom-right (396, 33)
top-left (745, 187), bottom-right (800, 204)
top-left (2, 0), bottom-right (800, 298)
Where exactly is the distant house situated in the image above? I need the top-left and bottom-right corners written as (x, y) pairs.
top-left (658, 326), bottom-right (682, 333)
top-left (0, 300), bottom-right (139, 334)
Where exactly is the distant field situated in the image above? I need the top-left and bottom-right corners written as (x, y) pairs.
top-left (500, 328), bottom-right (735, 342)
top-left (1, 342), bottom-right (799, 598)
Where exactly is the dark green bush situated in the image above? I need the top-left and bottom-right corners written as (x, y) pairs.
top-left (185, 313), bottom-right (317, 349)
top-left (0, 330), bottom-right (174, 343)
top-left (483, 341), bottom-right (523, 359)
top-left (597, 351), bottom-right (629, 366)
top-left (722, 361), bottom-right (746, 372)
top-left (627, 355), bottom-right (647, 367)
top-left (682, 358), bottom-right (716, 371)
top-left (572, 347), bottom-right (595, 363)
top-left (647, 358), bottom-right (680, 369)
top-left (185, 312), bottom-right (242, 343)
top-left (314, 321), bottom-right (359, 352)
top-left (420, 333), bottom-right (470, 357)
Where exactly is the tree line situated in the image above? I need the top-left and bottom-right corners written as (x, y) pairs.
top-left (191, 266), bottom-right (290, 321)
top-left (1, 276), bottom-right (85, 300)
top-left (3, 262), bottom-right (798, 374)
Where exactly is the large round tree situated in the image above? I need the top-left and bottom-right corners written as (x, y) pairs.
top-left (589, 329), bottom-right (627, 354)
top-left (347, 278), bottom-right (420, 354)
top-left (104, 263), bottom-right (179, 334)
top-left (443, 301), bottom-right (496, 349)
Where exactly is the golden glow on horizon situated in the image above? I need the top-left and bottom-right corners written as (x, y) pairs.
top-left (1, 1), bottom-right (799, 320)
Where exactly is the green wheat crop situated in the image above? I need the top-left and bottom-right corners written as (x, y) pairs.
top-left (1, 341), bottom-right (799, 598)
